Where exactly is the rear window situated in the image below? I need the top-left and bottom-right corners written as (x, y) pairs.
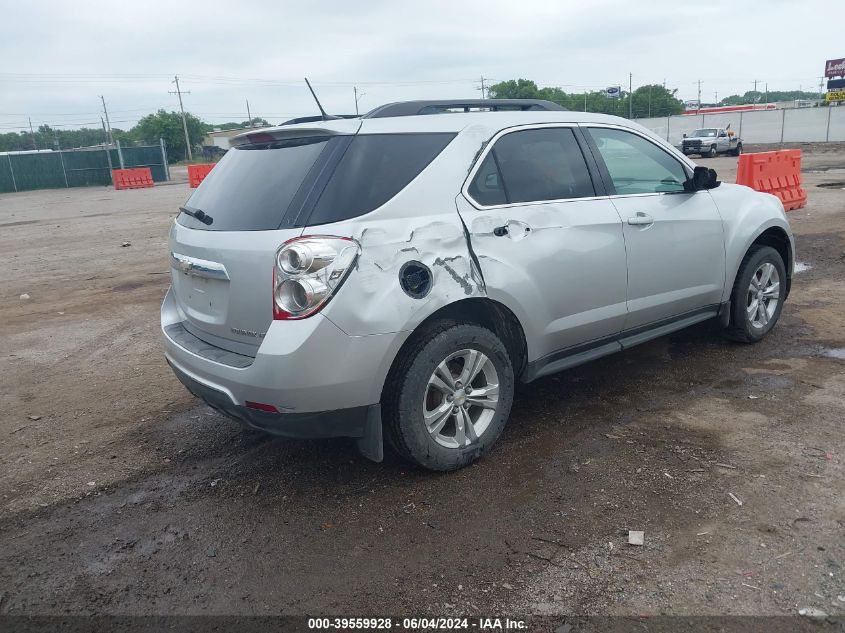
top-left (177, 137), bottom-right (329, 231)
top-left (305, 133), bottom-right (456, 226)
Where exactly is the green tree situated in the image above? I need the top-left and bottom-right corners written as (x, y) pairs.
top-left (488, 79), bottom-right (545, 100)
top-left (132, 109), bottom-right (207, 162)
top-left (487, 79), bottom-right (682, 118)
top-left (213, 117), bottom-right (271, 130)
top-left (630, 84), bottom-right (684, 118)
top-left (719, 90), bottom-right (821, 106)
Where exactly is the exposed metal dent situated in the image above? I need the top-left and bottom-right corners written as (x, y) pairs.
top-left (327, 216), bottom-right (487, 336)
top-left (433, 256), bottom-right (474, 295)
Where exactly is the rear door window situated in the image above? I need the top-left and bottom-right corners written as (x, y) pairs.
top-left (467, 153), bottom-right (507, 206)
top-left (178, 137), bottom-right (330, 231)
top-left (305, 133), bottom-right (456, 226)
top-left (468, 127), bottom-right (595, 205)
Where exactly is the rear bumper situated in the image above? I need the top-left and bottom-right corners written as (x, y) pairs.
top-left (167, 359), bottom-right (374, 439)
top-left (161, 287), bottom-right (405, 431)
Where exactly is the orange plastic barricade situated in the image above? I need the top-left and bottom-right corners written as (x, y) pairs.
top-left (735, 150), bottom-right (807, 211)
top-left (112, 168), bottom-right (154, 190)
top-left (187, 163), bottom-right (215, 188)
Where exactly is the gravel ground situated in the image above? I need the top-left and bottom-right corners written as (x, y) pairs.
top-left (0, 143), bottom-right (843, 618)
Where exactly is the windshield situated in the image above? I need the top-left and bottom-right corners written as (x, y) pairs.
top-left (690, 129), bottom-right (718, 138)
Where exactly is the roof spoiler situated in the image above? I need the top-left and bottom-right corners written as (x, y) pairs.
top-left (229, 119), bottom-right (362, 148)
top-left (363, 99), bottom-right (566, 119)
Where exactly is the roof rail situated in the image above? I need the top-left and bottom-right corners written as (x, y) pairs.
top-left (363, 99), bottom-right (566, 119)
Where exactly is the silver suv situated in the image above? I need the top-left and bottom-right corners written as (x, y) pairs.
top-left (161, 99), bottom-right (794, 471)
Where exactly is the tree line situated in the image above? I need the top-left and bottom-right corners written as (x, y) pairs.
top-left (718, 90), bottom-right (822, 106)
top-left (0, 111), bottom-right (270, 162)
top-left (487, 79), bottom-right (685, 118)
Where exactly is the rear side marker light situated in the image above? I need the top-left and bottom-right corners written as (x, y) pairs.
top-left (245, 401), bottom-right (280, 413)
top-left (273, 236), bottom-right (360, 320)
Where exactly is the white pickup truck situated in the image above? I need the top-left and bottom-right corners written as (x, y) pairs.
top-left (679, 127), bottom-right (743, 158)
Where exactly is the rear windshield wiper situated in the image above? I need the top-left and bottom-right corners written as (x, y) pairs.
top-left (179, 205), bottom-right (213, 226)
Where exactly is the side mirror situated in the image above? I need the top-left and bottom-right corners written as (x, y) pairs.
top-left (682, 133), bottom-right (687, 138)
top-left (685, 166), bottom-right (721, 192)
top-left (718, 132), bottom-right (727, 138)
top-left (485, 173), bottom-right (499, 188)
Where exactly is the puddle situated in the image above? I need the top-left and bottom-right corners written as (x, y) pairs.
top-left (794, 262), bottom-right (812, 274)
top-left (823, 348), bottom-right (845, 360)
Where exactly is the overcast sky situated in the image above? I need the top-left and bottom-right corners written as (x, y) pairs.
top-left (1, 0), bottom-right (842, 133)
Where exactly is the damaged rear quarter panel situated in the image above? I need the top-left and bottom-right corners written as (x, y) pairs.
top-left (318, 127), bottom-right (495, 338)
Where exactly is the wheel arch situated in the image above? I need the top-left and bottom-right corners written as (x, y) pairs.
top-left (746, 226), bottom-right (793, 298)
top-left (380, 297), bottom-right (528, 404)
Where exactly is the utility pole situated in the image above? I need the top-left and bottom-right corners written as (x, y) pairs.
top-left (102, 117), bottom-right (114, 173)
top-left (697, 79), bottom-right (702, 108)
top-left (28, 117), bottom-right (38, 150)
top-left (628, 72), bottom-right (633, 118)
top-left (753, 79), bottom-right (758, 95)
top-left (99, 95), bottom-right (114, 146)
top-left (478, 76), bottom-right (488, 99)
top-left (169, 75), bottom-right (193, 161)
top-left (584, 91), bottom-right (587, 112)
top-left (765, 82), bottom-right (768, 104)
top-left (354, 86), bottom-right (366, 115)
top-left (246, 99), bottom-right (253, 127)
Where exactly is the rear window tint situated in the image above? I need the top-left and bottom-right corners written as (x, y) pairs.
top-left (305, 133), bottom-right (456, 226)
top-left (177, 137), bottom-right (329, 231)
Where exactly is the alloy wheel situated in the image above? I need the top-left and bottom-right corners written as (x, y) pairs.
top-left (423, 349), bottom-right (500, 449)
top-left (747, 262), bottom-right (780, 329)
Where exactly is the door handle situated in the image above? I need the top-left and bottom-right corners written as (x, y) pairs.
top-left (493, 220), bottom-right (532, 240)
top-left (627, 212), bottom-right (654, 226)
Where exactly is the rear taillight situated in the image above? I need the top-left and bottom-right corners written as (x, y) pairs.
top-left (273, 236), bottom-right (360, 320)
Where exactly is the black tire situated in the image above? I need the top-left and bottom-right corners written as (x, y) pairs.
top-left (707, 145), bottom-right (717, 158)
top-left (724, 245), bottom-right (786, 343)
top-left (383, 323), bottom-right (515, 471)
top-left (732, 143), bottom-right (743, 157)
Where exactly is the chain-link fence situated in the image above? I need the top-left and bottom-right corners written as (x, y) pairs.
top-left (0, 140), bottom-right (169, 193)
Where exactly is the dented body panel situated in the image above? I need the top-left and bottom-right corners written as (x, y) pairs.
top-left (455, 195), bottom-right (627, 361)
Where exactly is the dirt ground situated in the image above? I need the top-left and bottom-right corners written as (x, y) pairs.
top-left (0, 143), bottom-right (843, 619)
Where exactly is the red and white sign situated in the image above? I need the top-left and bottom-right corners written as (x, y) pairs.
top-left (682, 103), bottom-right (777, 115)
top-left (825, 58), bottom-right (845, 78)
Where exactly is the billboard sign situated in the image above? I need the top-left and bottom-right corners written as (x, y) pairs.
top-left (825, 90), bottom-right (845, 102)
top-left (825, 58), bottom-right (845, 78)
top-left (605, 86), bottom-right (621, 99)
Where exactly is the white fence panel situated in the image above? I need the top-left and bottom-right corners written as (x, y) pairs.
top-left (829, 107), bottom-right (845, 142)
top-left (733, 109), bottom-right (783, 144)
top-left (633, 116), bottom-right (668, 140)
top-left (635, 108), bottom-right (845, 145)
top-left (669, 116), bottom-right (706, 145)
top-left (782, 108), bottom-right (829, 143)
